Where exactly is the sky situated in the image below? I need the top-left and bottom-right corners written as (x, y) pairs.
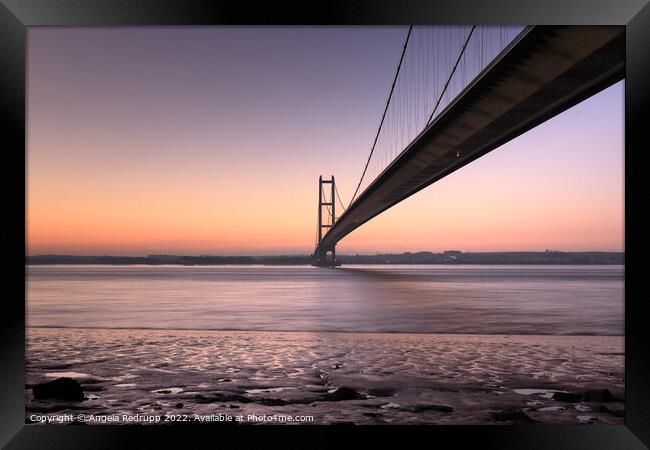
top-left (27, 27), bottom-right (624, 256)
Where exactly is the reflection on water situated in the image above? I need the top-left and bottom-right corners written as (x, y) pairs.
top-left (26, 265), bottom-right (624, 335)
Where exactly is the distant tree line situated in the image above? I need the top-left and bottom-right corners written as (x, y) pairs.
top-left (27, 251), bottom-right (624, 265)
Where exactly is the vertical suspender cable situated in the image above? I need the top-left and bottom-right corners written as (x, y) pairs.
top-left (426, 25), bottom-right (476, 127)
top-left (348, 25), bottom-right (413, 208)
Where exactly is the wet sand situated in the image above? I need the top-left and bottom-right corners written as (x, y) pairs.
top-left (26, 328), bottom-right (624, 425)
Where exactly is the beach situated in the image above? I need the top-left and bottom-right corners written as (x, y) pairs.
top-left (26, 327), bottom-right (624, 425)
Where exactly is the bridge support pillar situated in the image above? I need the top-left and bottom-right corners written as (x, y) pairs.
top-left (313, 245), bottom-right (338, 267)
top-left (312, 175), bottom-right (340, 267)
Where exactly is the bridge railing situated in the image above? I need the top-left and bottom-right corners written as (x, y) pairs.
top-left (348, 25), bottom-right (525, 205)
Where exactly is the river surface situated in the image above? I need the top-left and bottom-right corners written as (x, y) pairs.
top-left (26, 265), bottom-right (624, 335)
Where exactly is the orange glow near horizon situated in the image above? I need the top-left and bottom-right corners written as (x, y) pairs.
top-left (26, 28), bottom-right (624, 256)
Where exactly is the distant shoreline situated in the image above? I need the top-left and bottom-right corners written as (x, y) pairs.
top-left (26, 251), bottom-right (624, 266)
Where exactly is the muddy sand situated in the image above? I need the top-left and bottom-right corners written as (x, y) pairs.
top-left (26, 328), bottom-right (624, 425)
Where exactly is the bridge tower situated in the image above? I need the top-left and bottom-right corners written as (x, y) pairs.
top-left (313, 175), bottom-right (339, 267)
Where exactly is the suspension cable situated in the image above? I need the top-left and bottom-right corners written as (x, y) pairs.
top-left (334, 183), bottom-right (347, 213)
top-left (348, 25), bottom-right (413, 208)
top-left (426, 25), bottom-right (476, 127)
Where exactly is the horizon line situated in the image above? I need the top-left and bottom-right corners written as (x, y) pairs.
top-left (27, 249), bottom-right (626, 258)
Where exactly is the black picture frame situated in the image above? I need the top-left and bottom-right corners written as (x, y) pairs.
top-left (2, 1), bottom-right (648, 448)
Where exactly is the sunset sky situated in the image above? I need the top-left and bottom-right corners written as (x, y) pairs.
top-left (27, 27), bottom-right (624, 256)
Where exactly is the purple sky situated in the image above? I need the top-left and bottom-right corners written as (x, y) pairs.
top-left (27, 27), bottom-right (624, 255)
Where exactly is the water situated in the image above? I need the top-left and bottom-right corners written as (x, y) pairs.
top-left (26, 264), bottom-right (624, 335)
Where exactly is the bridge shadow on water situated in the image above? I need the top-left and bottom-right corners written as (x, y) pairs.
top-left (333, 266), bottom-right (488, 288)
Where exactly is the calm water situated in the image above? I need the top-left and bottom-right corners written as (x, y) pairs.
top-left (26, 265), bottom-right (624, 335)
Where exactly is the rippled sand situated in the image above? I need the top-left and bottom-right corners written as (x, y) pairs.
top-left (26, 328), bottom-right (624, 425)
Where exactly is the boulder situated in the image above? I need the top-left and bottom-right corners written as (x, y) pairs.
top-left (33, 378), bottom-right (84, 401)
top-left (552, 392), bottom-right (582, 403)
top-left (324, 386), bottom-right (365, 401)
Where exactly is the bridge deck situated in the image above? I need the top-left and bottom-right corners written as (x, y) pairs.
top-left (318, 25), bottom-right (624, 252)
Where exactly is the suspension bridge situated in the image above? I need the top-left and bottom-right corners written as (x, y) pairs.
top-left (312, 25), bottom-right (624, 266)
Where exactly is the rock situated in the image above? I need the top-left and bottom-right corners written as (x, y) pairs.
top-left (413, 404), bottom-right (453, 413)
top-left (582, 389), bottom-right (613, 402)
top-left (324, 387), bottom-right (366, 401)
top-left (175, 402), bottom-right (183, 409)
top-left (490, 409), bottom-right (535, 423)
top-left (552, 392), bottom-right (582, 403)
top-left (33, 378), bottom-right (84, 401)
